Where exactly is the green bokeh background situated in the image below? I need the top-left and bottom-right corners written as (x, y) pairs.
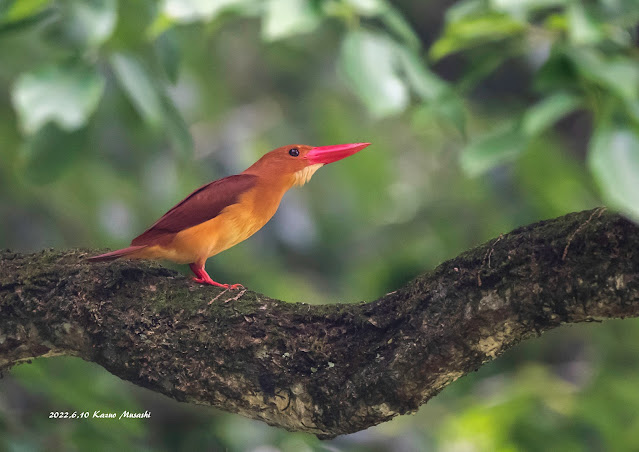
top-left (1, 0), bottom-right (639, 450)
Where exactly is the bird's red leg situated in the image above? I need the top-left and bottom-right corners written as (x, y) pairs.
top-left (188, 263), bottom-right (243, 290)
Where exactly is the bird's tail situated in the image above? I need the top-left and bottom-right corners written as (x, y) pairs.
top-left (87, 245), bottom-right (148, 262)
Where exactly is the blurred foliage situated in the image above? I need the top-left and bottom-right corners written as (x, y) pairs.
top-left (0, 0), bottom-right (638, 450)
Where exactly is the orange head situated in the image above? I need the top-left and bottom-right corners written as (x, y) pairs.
top-left (243, 142), bottom-right (371, 186)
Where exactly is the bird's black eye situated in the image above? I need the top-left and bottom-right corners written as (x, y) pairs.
top-left (289, 148), bottom-right (299, 157)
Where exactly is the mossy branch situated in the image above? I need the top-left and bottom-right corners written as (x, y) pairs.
top-left (2, 208), bottom-right (639, 438)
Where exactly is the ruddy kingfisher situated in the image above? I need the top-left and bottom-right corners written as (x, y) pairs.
top-left (89, 142), bottom-right (371, 289)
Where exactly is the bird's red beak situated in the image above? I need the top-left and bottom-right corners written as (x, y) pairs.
top-left (306, 142), bottom-right (371, 165)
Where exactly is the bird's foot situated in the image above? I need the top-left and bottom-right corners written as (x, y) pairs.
top-left (189, 263), bottom-right (243, 290)
top-left (193, 277), bottom-right (239, 290)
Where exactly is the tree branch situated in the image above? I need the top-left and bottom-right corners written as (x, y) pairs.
top-left (2, 208), bottom-right (638, 438)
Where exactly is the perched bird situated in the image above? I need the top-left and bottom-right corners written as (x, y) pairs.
top-left (89, 142), bottom-right (371, 289)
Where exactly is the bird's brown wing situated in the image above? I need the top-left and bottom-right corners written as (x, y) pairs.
top-left (131, 174), bottom-right (258, 246)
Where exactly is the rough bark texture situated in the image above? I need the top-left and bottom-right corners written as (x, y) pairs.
top-left (1, 208), bottom-right (638, 438)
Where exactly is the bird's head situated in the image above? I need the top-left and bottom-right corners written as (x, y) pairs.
top-left (245, 142), bottom-right (371, 186)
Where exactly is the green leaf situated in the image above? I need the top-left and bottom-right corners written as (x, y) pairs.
top-left (430, 13), bottom-right (525, 61)
top-left (395, 48), bottom-right (466, 133)
top-left (66, 0), bottom-right (117, 47)
top-left (566, 2), bottom-right (603, 45)
top-left (160, 92), bottom-right (193, 157)
top-left (155, 30), bottom-right (181, 83)
top-left (147, 11), bottom-right (174, 38)
top-left (588, 124), bottom-right (639, 222)
top-left (396, 47), bottom-right (447, 101)
top-left (378, 5), bottom-right (420, 50)
top-left (436, 93), bottom-right (467, 135)
top-left (4, 0), bottom-right (48, 21)
top-left (544, 12), bottom-right (567, 31)
top-left (111, 52), bottom-right (192, 155)
top-left (0, 7), bottom-right (56, 36)
top-left (626, 100), bottom-right (639, 125)
top-left (20, 123), bottom-right (87, 184)
top-left (339, 30), bottom-right (408, 117)
top-left (262, 0), bottom-right (319, 41)
top-left (110, 52), bottom-right (164, 126)
top-left (522, 92), bottom-right (582, 136)
top-left (460, 122), bottom-right (527, 176)
top-left (445, 0), bottom-right (486, 23)
top-left (412, 93), bottom-right (467, 136)
top-left (12, 62), bottom-right (105, 134)
top-left (458, 47), bottom-right (515, 93)
top-left (343, 0), bottom-right (385, 15)
top-left (534, 52), bottom-right (578, 91)
top-left (161, 0), bottom-right (253, 23)
top-left (342, 0), bottom-right (419, 48)
top-left (570, 48), bottom-right (639, 101)
top-left (491, 0), bottom-right (568, 17)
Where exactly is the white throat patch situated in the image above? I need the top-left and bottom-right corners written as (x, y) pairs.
top-left (293, 163), bottom-right (324, 186)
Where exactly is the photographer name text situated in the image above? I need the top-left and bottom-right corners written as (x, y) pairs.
top-left (49, 410), bottom-right (151, 420)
